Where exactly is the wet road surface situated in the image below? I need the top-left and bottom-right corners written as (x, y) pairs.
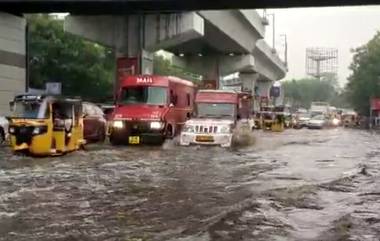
top-left (0, 128), bottom-right (379, 241)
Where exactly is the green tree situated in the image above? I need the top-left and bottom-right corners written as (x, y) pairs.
top-left (346, 32), bottom-right (380, 115)
top-left (153, 54), bottom-right (201, 84)
top-left (28, 14), bottom-right (115, 102)
top-left (282, 76), bottom-right (341, 109)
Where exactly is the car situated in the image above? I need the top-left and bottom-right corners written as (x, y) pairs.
top-left (0, 116), bottom-right (8, 143)
top-left (83, 102), bottom-right (107, 143)
top-left (307, 115), bottom-right (328, 129)
top-left (294, 112), bottom-right (311, 128)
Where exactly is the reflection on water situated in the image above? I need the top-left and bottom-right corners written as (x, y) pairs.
top-left (0, 128), bottom-right (379, 241)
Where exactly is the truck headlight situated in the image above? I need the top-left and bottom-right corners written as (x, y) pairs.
top-left (113, 120), bottom-right (124, 128)
top-left (150, 121), bottom-right (164, 130)
top-left (182, 124), bottom-right (194, 133)
top-left (219, 125), bottom-right (231, 134)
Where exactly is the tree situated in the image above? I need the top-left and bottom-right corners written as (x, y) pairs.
top-left (28, 14), bottom-right (115, 102)
top-left (282, 76), bottom-right (341, 109)
top-left (153, 54), bottom-right (201, 84)
top-left (345, 32), bottom-right (380, 115)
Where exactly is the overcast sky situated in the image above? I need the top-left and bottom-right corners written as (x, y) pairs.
top-left (262, 6), bottom-right (380, 86)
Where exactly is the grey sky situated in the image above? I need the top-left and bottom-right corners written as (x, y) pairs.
top-left (263, 6), bottom-right (380, 86)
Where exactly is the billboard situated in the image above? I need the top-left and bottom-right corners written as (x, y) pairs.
top-left (371, 98), bottom-right (380, 110)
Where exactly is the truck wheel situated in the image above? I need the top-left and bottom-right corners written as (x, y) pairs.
top-left (109, 136), bottom-right (120, 145)
top-left (98, 128), bottom-right (106, 143)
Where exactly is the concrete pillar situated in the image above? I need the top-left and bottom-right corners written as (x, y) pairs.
top-left (256, 80), bottom-right (273, 98)
top-left (0, 12), bottom-right (26, 115)
top-left (239, 72), bottom-right (259, 94)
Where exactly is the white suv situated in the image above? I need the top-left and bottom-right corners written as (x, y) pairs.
top-left (0, 116), bottom-right (9, 143)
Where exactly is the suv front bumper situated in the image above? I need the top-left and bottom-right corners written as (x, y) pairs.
top-left (180, 132), bottom-right (233, 147)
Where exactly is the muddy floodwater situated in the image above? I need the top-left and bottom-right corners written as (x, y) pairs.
top-left (0, 128), bottom-right (379, 241)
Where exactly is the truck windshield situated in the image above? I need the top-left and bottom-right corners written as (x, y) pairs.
top-left (120, 87), bottom-right (167, 105)
top-left (12, 101), bottom-right (49, 119)
top-left (197, 103), bottom-right (235, 118)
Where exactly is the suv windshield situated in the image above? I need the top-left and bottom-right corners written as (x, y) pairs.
top-left (299, 113), bottom-right (311, 118)
top-left (120, 86), bottom-right (167, 105)
top-left (312, 115), bottom-right (325, 120)
top-left (12, 101), bottom-right (48, 119)
top-left (197, 103), bottom-right (235, 118)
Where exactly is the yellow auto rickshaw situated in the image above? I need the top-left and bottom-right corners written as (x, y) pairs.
top-left (8, 94), bottom-right (85, 156)
top-left (261, 106), bottom-right (275, 130)
top-left (253, 112), bottom-right (262, 129)
top-left (271, 106), bottom-right (285, 132)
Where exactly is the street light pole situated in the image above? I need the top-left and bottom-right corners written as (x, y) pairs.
top-left (280, 34), bottom-right (288, 67)
top-left (262, 11), bottom-right (276, 52)
top-left (265, 13), bottom-right (276, 51)
top-left (272, 14), bottom-right (275, 51)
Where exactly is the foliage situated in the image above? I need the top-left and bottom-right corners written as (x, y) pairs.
top-left (153, 54), bottom-right (201, 84)
top-left (345, 32), bottom-right (380, 115)
top-left (28, 14), bottom-right (115, 102)
top-left (282, 76), bottom-right (343, 109)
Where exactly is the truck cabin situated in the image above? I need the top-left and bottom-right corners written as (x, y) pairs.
top-left (116, 75), bottom-right (194, 109)
top-left (194, 90), bottom-right (239, 120)
top-left (117, 76), bottom-right (168, 107)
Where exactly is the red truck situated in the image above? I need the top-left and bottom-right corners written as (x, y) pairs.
top-left (109, 75), bottom-right (195, 145)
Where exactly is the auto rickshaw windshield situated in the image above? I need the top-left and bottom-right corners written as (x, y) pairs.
top-left (12, 100), bottom-right (49, 119)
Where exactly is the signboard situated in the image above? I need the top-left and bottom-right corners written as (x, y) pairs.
top-left (46, 82), bottom-right (61, 95)
top-left (371, 98), bottom-right (380, 110)
top-left (116, 57), bottom-right (139, 97)
top-left (117, 57), bottom-right (138, 81)
top-left (270, 86), bottom-right (281, 98)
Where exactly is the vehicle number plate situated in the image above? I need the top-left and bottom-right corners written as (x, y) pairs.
top-left (128, 136), bottom-right (140, 144)
top-left (196, 135), bottom-right (214, 142)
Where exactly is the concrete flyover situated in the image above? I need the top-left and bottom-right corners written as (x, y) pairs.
top-left (65, 9), bottom-right (287, 101)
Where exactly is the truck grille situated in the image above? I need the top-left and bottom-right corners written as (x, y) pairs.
top-left (195, 125), bottom-right (218, 134)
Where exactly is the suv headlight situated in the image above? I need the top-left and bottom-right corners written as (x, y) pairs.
top-left (113, 120), bottom-right (124, 128)
top-left (182, 124), bottom-right (194, 133)
top-left (150, 121), bottom-right (164, 130)
top-left (219, 125), bottom-right (232, 134)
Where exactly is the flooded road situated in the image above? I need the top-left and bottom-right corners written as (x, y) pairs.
top-left (0, 128), bottom-right (379, 241)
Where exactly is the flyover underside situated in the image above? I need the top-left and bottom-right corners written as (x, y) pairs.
top-left (166, 21), bottom-right (247, 55)
top-left (2, 0), bottom-right (380, 14)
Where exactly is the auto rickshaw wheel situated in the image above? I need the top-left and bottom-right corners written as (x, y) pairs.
top-left (0, 128), bottom-right (4, 144)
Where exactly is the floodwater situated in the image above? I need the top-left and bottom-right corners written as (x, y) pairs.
top-left (0, 128), bottom-right (379, 241)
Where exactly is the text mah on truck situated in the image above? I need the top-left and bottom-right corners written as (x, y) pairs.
top-left (109, 75), bottom-right (195, 145)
